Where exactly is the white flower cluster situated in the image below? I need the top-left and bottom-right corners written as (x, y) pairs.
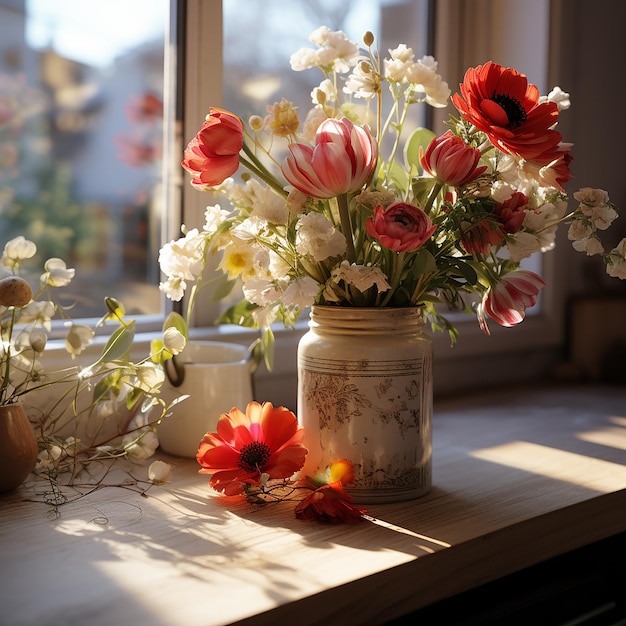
top-left (291, 27), bottom-right (450, 116)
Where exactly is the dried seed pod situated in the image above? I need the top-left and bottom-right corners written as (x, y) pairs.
top-left (0, 276), bottom-right (33, 308)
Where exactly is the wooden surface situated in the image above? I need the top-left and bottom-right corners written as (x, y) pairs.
top-left (1, 384), bottom-right (626, 626)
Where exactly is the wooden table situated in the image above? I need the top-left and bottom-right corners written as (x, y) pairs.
top-left (1, 384), bottom-right (625, 625)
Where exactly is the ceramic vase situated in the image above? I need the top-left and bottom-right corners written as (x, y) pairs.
top-left (0, 403), bottom-right (39, 492)
top-left (297, 306), bottom-right (432, 503)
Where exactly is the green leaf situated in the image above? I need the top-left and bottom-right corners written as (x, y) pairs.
top-left (217, 299), bottom-right (258, 328)
top-left (409, 248), bottom-right (437, 277)
top-left (93, 320), bottom-right (136, 366)
top-left (262, 327), bottom-right (275, 372)
top-left (162, 311), bottom-right (188, 339)
top-left (403, 127), bottom-right (436, 173)
top-left (210, 273), bottom-right (237, 301)
top-left (386, 159), bottom-right (409, 192)
top-left (452, 259), bottom-right (478, 285)
top-left (91, 369), bottom-right (123, 405)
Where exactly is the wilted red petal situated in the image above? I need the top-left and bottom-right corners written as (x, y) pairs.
top-left (294, 482), bottom-right (366, 524)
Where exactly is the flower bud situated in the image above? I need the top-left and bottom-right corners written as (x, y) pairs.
top-left (363, 31), bottom-right (375, 46)
top-left (248, 115), bottom-right (264, 131)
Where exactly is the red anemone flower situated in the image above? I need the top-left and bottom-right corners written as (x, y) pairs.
top-left (197, 401), bottom-right (308, 496)
top-left (452, 62), bottom-right (562, 163)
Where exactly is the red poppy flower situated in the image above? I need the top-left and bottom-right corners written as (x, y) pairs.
top-left (294, 481), bottom-right (366, 524)
top-left (452, 62), bottom-right (561, 163)
top-left (197, 401), bottom-right (308, 496)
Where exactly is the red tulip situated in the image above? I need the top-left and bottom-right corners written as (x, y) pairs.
top-left (461, 218), bottom-right (504, 254)
top-left (182, 107), bottom-right (244, 189)
top-left (281, 117), bottom-right (377, 198)
top-left (365, 201), bottom-right (436, 252)
top-left (478, 269), bottom-right (546, 334)
top-left (420, 130), bottom-right (487, 186)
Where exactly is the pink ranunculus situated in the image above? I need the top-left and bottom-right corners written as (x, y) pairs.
top-left (478, 269), bottom-right (546, 334)
top-left (182, 107), bottom-right (244, 189)
top-left (365, 201), bottom-right (436, 252)
top-left (420, 130), bottom-right (487, 186)
top-left (281, 117), bottom-right (377, 199)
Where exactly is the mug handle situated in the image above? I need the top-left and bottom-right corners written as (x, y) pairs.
top-left (165, 354), bottom-right (186, 387)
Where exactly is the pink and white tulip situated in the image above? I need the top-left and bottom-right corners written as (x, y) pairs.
top-left (478, 269), bottom-right (546, 334)
top-left (281, 117), bottom-right (377, 199)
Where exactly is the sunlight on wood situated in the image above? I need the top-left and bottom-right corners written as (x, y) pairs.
top-left (609, 416), bottom-right (626, 427)
top-left (470, 441), bottom-right (626, 491)
top-left (576, 423), bottom-right (626, 451)
top-left (363, 515), bottom-right (451, 550)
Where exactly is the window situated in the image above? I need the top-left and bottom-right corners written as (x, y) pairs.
top-left (0, 0), bottom-right (170, 321)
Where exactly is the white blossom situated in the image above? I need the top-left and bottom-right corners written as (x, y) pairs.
top-left (124, 430), bottom-right (159, 461)
top-left (243, 277), bottom-right (280, 306)
top-left (344, 61), bottom-right (379, 99)
top-left (65, 324), bottom-right (95, 358)
top-left (579, 203), bottom-right (618, 231)
top-left (162, 327), bottom-right (186, 355)
top-left (606, 239), bottom-right (626, 279)
top-left (281, 277), bottom-right (319, 308)
top-left (41, 258), bottom-right (75, 287)
top-left (159, 228), bottom-right (206, 282)
top-left (296, 212), bottom-right (346, 262)
top-left (574, 187), bottom-right (610, 206)
top-left (203, 203), bottom-right (231, 233)
top-left (331, 261), bottom-right (391, 293)
top-left (148, 460), bottom-right (172, 484)
top-left (572, 236), bottom-right (604, 256)
top-left (384, 44), bottom-right (415, 83)
top-left (2, 236), bottom-right (36, 267)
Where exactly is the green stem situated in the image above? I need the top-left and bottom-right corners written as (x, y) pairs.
top-left (422, 181), bottom-right (443, 215)
top-left (380, 251), bottom-right (405, 307)
top-left (240, 142), bottom-right (288, 197)
top-left (337, 193), bottom-right (356, 264)
top-left (0, 308), bottom-right (17, 404)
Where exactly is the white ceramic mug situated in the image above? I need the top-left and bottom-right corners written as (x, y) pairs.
top-left (157, 341), bottom-right (254, 458)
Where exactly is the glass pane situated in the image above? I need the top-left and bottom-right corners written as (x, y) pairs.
top-left (0, 0), bottom-right (169, 317)
top-left (223, 0), bottom-right (429, 133)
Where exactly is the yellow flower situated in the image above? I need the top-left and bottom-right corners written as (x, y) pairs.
top-left (264, 98), bottom-right (300, 137)
top-left (219, 241), bottom-right (256, 279)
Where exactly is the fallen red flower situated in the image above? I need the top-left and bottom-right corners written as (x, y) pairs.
top-left (294, 481), bottom-right (366, 524)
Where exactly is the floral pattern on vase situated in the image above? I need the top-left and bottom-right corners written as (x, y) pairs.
top-left (298, 306), bottom-right (432, 503)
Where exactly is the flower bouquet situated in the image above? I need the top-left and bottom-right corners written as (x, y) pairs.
top-left (160, 25), bottom-right (624, 363)
top-left (157, 25), bottom-right (626, 514)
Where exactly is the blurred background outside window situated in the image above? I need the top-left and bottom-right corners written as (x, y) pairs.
top-left (0, 0), bottom-right (168, 318)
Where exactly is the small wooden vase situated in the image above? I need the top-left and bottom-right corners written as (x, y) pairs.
top-left (0, 403), bottom-right (39, 492)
